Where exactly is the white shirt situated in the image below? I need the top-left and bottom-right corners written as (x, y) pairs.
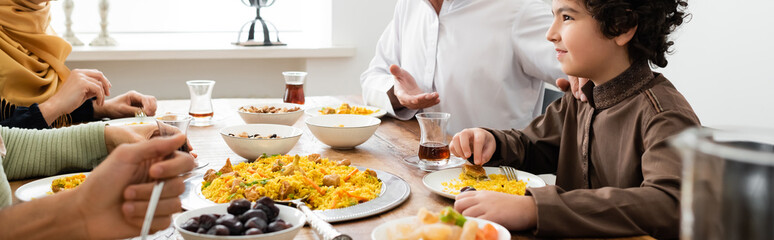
top-left (360, 0), bottom-right (565, 134)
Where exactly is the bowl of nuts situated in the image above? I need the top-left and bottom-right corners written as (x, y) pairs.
top-left (174, 198), bottom-right (305, 240)
top-left (220, 124), bottom-right (303, 161)
top-left (237, 103), bottom-right (303, 126)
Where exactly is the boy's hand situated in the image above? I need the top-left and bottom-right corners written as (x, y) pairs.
top-left (389, 64), bottom-right (440, 109)
top-left (556, 75), bottom-right (589, 102)
top-left (450, 128), bottom-right (496, 165)
top-left (454, 191), bottom-right (537, 231)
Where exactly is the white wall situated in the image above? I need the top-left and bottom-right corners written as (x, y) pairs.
top-left (661, 0), bottom-right (774, 129)
top-left (65, 0), bottom-right (773, 129)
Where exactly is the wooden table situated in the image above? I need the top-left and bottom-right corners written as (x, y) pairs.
top-left (9, 96), bottom-right (654, 240)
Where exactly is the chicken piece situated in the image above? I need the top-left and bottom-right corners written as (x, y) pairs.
top-left (322, 174), bottom-right (341, 187)
top-left (462, 164), bottom-right (486, 179)
top-left (244, 185), bottom-right (262, 201)
top-left (282, 155), bottom-right (305, 176)
top-left (337, 159), bottom-right (351, 166)
top-left (365, 169), bottom-right (378, 178)
top-left (203, 169), bottom-right (218, 182)
top-left (279, 180), bottom-right (294, 200)
top-left (219, 158), bottom-right (234, 174)
top-left (322, 107), bottom-right (336, 114)
top-left (308, 153), bottom-right (321, 163)
top-left (417, 208), bottom-right (439, 224)
top-left (230, 178), bottom-right (243, 193)
top-left (271, 159), bottom-right (285, 172)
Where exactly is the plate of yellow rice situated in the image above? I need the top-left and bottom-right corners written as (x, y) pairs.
top-left (15, 172), bottom-right (89, 202)
top-left (181, 154), bottom-right (410, 222)
top-left (423, 167), bottom-right (546, 199)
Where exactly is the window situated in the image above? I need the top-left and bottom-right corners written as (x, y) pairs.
top-left (48, 0), bottom-right (331, 45)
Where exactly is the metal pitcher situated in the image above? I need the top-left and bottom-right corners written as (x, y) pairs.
top-left (671, 127), bottom-right (774, 240)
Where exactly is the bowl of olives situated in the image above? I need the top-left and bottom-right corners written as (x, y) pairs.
top-left (175, 197), bottom-right (305, 240)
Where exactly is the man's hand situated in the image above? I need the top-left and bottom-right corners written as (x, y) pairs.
top-left (39, 69), bottom-right (111, 125)
top-left (454, 191), bottom-right (537, 231)
top-left (390, 65), bottom-right (440, 109)
top-left (556, 76), bottom-right (589, 102)
top-left (94, 90), bottom-right (158, 119)
top-left (75, 134), bottom-right (195, 239)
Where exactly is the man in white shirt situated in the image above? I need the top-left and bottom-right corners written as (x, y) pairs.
top-left (361, 0), bottom-right (570, 133)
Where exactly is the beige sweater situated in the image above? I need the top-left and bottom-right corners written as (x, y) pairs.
top-left (0, 122), bottom-right (107, 207)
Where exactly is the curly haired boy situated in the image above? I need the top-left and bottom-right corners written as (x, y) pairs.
top-left (450, 0), bottom-right (697, 238)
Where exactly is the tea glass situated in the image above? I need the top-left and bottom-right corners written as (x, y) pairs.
top-left (282, 71), bottom-right (306, 105)
top-left (672, 127), bottom-right (774, 240)
top-left (186, 80), bottom-right (215, 126)
top-left (155, 113), bottom-right (208, 169)
top-left (416, 112), bottom-right (451, 171)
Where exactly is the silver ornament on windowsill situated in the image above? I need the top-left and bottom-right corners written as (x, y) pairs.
top-left (234, 0), bottom-right (286, 46)
top-left (89, 0), bottom-right (116, 46)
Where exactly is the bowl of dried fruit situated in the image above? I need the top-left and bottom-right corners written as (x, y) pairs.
top-left (175, 198), bottom-right (305, 240)
top-left (237, 103), bottom-right (304, 126)
top-left (220, 124), bottom-right (303, 161)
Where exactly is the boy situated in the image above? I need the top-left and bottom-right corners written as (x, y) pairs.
top-left (450, 0), bottom-right (695, 238)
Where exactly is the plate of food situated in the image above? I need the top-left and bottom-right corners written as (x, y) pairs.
top-left (180, 154), bottom-right (410, 222)
top-left (14, 172), bottom-right (89, 202)
top-left (371, 207), bottom-right (509, 240)
top-left (304, 103), bottom-right (386, 118)
top-left (104, 116), bottom-right (157, 126)
top-left (423, 165), bottom-right (546, 199)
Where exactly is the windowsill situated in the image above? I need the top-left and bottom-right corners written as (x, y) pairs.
top-left (66, 33), bottom-right (354, 61)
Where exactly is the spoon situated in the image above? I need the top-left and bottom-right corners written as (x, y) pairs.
top-left (276, 196), bottom-right (352, 240)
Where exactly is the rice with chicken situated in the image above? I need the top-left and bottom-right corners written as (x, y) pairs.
top-left (201, 154), bottom-right (381, 210)
top-left (442, 173), bottom-right (527, 196)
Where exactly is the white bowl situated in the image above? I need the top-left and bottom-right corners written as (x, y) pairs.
top-left (220, 124), bottom-right (303, 160)
top-left (305, 115), bottom-right (380, 149)
top-left (237, 103), bottom-right (304, 126)
top-left (174, 204), bottom-right (306, 240)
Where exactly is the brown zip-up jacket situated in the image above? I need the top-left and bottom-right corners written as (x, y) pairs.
top-left (483, 62), bottom-right (700, 239)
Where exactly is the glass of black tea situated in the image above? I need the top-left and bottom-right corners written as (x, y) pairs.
top-left (282, 71), bottom-right (307, 105)
top-left (416, 112), bottom-right (451, 171)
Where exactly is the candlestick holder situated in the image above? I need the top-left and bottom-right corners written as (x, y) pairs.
top-left (89, 0), bottom-right (116, 46)
top-left (234, 0), bottom-right (286, 46)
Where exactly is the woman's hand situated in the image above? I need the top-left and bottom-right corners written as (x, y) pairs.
top-left (94, 91), bottom-right (157, 119)
top-left (75, 134), bottom-right (195, 239)
top-left (450, 128), bottom-right (496, 165)
top-left (454, 191), bottom-right (537, 231)
top-left (104, 124), bottom-right (195, 155)
top-left (38, 69), bottom-right (111, 125)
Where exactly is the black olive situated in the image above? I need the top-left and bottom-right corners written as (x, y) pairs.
top-left (196, 227), bottom-right (207, 234)
top-left (239, 209), bottom-right (268, 223)
top-left (270, 134), bottom-right (278, 138)
top-left (244, 217), bottom-right (268, 232)
top-left (228, 199), bottom-right (252, 216)
top-left (244, 228), bottom-right (264, 235)
top-left (215, 214), bottom-right (239, 231)
top-left (207, 225), bottom-right (230, 236)
top-left (198, 214), bottom-right (217, 230)
top-left (460, 186), bottom-right (477, 192)
top-left (180, 218), bottom-right (199, 232)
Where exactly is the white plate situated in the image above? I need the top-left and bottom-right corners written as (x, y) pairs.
top-left (371, 216), bottom-right (511, 240)
top-left (180, 166), bottom-right (410, 223)
top-left (423, 167), bottom-right (546, 199)
top-left (304, 104), bottom-right (386, 118)
top-left (15, 172), bottom-right (89, 202)
top-left (104, 116), bottom-right (157, 126)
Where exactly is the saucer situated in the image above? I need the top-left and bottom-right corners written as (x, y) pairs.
top-left (402, 155), bottom-right (467, 171)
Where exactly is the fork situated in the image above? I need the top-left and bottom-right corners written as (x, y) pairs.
top-left (276, 196), bottom-right (352, 240)
top-left (499, 165), bottom-right (519, 181)
top-left (135, 108), bottom-right (147, 118)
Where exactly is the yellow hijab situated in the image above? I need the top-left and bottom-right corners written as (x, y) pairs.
top-left (0, 0), bottom-right (71, 108)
